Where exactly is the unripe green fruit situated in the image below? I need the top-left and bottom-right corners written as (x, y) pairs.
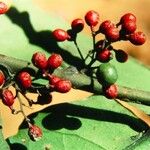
top-left (96, 63), bottom-right (118, 86)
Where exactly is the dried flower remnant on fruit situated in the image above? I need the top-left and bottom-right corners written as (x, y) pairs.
top-left (18, 72), bottom-right (32, 89)
top-left (85, 10), bottom-right (99, 27)
top-left (52, 29), bottom-right (69, 42)
top-left (47, 54), bottom-right (63, 69)
top-left (32, 52), bottom-right (47, 69)
top-left (28, 124), bottom-right (42, 141)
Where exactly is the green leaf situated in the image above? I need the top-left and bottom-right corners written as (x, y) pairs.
top-left (0, 117), bottom-right (10, 150)
top-left (0, 0), bottom-right (150, 149)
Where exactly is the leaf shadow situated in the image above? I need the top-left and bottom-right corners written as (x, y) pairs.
top-left (41, 103), bottom-right (149, 132)
top-left (6, 7), bottom-right (85, 70)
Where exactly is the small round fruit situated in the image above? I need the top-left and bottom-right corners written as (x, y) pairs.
top-left (55, 80), bottom-right (72, 93)
top-left (0, 2), bottom-right (7, 14)
top-left (121, 21), bottom-right (136, 34)
top-left (96, 63), bottom-right (118, 86)
top-left (97, 49), bottom-right (112, 62)
top-left (85, 10), bottom-right (99, 27)
top-left (2, 89), bottom-right (15, 107)
top-left (18, 71), bottom-right (32, 89)
top-left (99, 20), bottom-right (115, 34)
top-left (115, 49), bottom-right (128, 63)
top-left (103, 84), bottom-right (118, 99)
top-left (120, 13), bottom-right (136, 24)
top-left (129, 31), bottom-right (146, 45)
top-left (0, 71), bottom-right (5, 86)
top-left (49, 75), bottom-right (61, 86)
top-left (32, 52), bottom-right (47, 69)
top-left (0, 0), bottom-right (12, 14)
top-left (71, 18), bottom-right (84, 33)
top-left (52, 29), bottom-right (69, 42)
top-left (28, 124), bottom-right (42, 141)
top-left (47, 54), bottom-right (63, 69)
top-left (105, 27), bottom-right (120, 42)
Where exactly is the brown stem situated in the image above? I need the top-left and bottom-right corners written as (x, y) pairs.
top-left (16, 90), bottom-right (30, 124)
top-left (0, 54), bottom-right (150, 105)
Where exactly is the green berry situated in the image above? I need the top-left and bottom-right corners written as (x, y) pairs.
top-left (96, 63), bottom-right (118, 86)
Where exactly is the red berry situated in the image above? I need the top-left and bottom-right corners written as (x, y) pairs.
top-left (32, 52), bottom-right (47, 69)
top-left (115, 49), bottom-right (128, 63)
top-left (129, 31), bottom-right (146, 45)
top-left (18, 72), bottom-right (32, 89)
top-left (0, 71), bottom-right (5, 86)
top-left (0, 2), bottom-right (8, 14)
top-left (2, 89), bottom-right (15, 107)
top-left (121, 21), bottom-right (136, 34)
top-left (99, 20), bottom-right (115, 34)
top-left (71, 18), bottom-right (84, 33)
top-left (28, 124), bottom-right (42, 141)
top-left (52, 29), bottom-right (69, 42)
top-left (55, 80), bottom-right (72, 93)
top-left (97, 49), bottom-right (112, 62)
top-left (120, 13), bottom-right (136, 24)
top-left (49, 75), bottom-right (61, 86)
top-left (105, 27), bottom-right (120, 42)
top-left (47, 54), bottom-right (63, 69)
top-left (103, 84), bottom-right (118, 99)
top-left (85, 10), bottom-right (99, 27)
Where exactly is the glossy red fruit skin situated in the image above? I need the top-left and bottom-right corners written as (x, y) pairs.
top-left (115, 49), bottom-right (128, 63)
top-left (0, 71), bottom-right (5, 86)
top-left (32, 52), bottom-right (47, 69)
top-left (129, 31), bottom-right (146, 45)
top-left (55, 80), bottom-right (72, 93)
top-left (85, 10), bottom-right (99, 27)
top-left (105, 27), bottom-right (120, 42)
top-left (18, 72), bottom-right (32, 89)
top-left (121, 21), bottom-right (136, 34)
top-left (49, 75), bottom-right (61, 86)
top-left (52, 29), bottom-right (69, 41)
top-left (97, 49), bottom-right (111, 62)
top-left (71, 18), bottom-right (84, 33)
top-left (120, 13), bottom-right (136, 24)
top-left (103, 84), bottom-right (118, 99)
top-left (2, 89), bottom-right (15, 107)
top-left (47, 54), bottom-right (63, 69)
top-left (99, 20), bottom-right (115, 34)
top-left (0, 2), bottom-right (8, 14)
top-left (28, 124), bottom-right (42, 141)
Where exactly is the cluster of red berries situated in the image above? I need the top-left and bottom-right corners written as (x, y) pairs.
top-left (52, 10), bottom-right (146, 99)
top-left (0, 52), bottom-right (71, 115)
top-left (31, 52), bottom-right (72, 93)
top-left (0, 52), bottom-right (72, 141)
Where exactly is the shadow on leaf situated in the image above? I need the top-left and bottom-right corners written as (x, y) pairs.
top-left (41, 103), bottom-right (149, 132)
top-left (6, 7), bottom-right (85, 70)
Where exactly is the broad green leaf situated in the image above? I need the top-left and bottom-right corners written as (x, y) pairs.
top-left (0, 0), bottom-right (150, 149)
top-left (0, 116), bottom-right (10, 150)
